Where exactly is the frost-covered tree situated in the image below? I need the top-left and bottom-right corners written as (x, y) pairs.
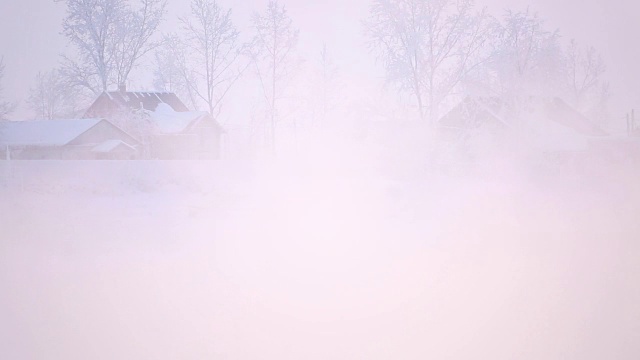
top-left (152, 34), bottom-right (199, 110)
top-left (0, 58), bottom-right (16, 121)
top-left (178, 0), bottom-right (246, 116)
top-left (563, 39), bottom-right (608, 117)
top-left (365, 0), bottom-right (494, 124)
top-left (27, 69), bottom-right (88, 119)
top-left (308, 45), bottom-right (340, 129)
top-left (114, 0), bottom-right (167, 86)
top-left (249, 0), bottom-right (300, 151)
top-left (57, 0), bottom-right (166, 94)
top-left (152, 0), bottom-right (245, 116)
top-left (490, 9), bottom-right (562, 99)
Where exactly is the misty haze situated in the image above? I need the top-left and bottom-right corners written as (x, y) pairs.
top-left (1, 0), bottom-right (639, 359)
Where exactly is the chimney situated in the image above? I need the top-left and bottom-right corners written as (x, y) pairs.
top-left (118, 83), bottom-right (126, 93)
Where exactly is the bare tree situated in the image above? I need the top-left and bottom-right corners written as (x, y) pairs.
top-left (249, 0), bottom-right (299, 152)
top-left (309, 44), bottom-right (340, 129)
top-left (153, 35), bottom-right (184, 93)
top-left (365, 0), bottom-right (494, 124)
top-left (57, 0), bottom-right (166, 95)
top-left (57, 0), bottom-right (125, 94)
top-left (0, 57), bottom-right (16, 121)
top-left (153, 34), bottom-right (199, 110)
top-left (113, 0), bottom-right (167, 87)
top-left (178, 0), bottom-right (246, 116)
top-left (563, 39), bottom-right (610, 125)
top-left (58, 56), bottom-right (103, 96)
top-left (564, 39), bottom-right (607, 109)
top-left (491, 9), bottom-right (562, 99)
top-left (27, 69), bottom-right (88, 119)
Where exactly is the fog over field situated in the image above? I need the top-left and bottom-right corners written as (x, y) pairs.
top-left (2, 144), bottom-right (640, 359)
top-left (1, 0), bottom-right (640, 359)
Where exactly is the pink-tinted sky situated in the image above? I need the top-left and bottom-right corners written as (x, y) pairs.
top-left (0, 0), bottom-right (638, 119)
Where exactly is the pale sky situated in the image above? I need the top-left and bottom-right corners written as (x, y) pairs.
top-left (0, 0), bottom-right (638, 121)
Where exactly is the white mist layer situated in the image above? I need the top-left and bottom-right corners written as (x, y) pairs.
top-left (1, 138), bottom-right (639, 360)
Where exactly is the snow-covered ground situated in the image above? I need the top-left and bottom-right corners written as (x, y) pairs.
top-left (1, 157), bottom-right (639, 360)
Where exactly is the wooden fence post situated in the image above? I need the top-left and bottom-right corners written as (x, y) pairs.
top-left (627, 113), bottom-right (630, 135)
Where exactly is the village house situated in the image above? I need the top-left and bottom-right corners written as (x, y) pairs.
top-left (437, 96), bottom-right (611, 163)
top-left (84, 86), bottom-right (224, 159)
top-left (0, 118), bottom-right (139, 160)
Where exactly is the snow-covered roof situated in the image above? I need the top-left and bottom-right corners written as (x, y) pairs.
top-left (148, 103), bottom-right (208, 134)
top-left (438, 96), bottom-right (510, 129)
top-left (520, 98), bottom-right (608, 152)
top-left (545, 98), bottom-right (608, 136)
top-left (91, 139), bottom-right (136, 153)
top-left (0, 118), bottom-right (103, 147)
top-left (84, 90), bottom-right (190, 119)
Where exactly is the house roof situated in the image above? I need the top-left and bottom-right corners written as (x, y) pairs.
top-left (0, 118), bottom-right (104, 147)
top-left (106, 91), bottom-right (189, 112)
top-left (438, 96), bottom-right (608, 137)
top-left (84, 90), bottom-right (190, 118)
top-left (438, 96), bottom-right (509, 129)
top-left (546, 98), bottom-right (608, 136)
top-left (91, 139), bottom-right (137, 153)
top-left (82, 90), bottom-right (225, 136)
top-left (147, 103), bottom-right (217, 134)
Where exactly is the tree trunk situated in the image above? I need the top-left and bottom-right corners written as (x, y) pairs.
top-left (271, 25), bottom-right (277, 156)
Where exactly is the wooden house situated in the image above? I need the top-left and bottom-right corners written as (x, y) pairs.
top-left (437, 96), bottom-right (609, 156)
top-left (84, 86), bottom-right (223, 159)
top-left (0, 118), bottom-right (139, 160)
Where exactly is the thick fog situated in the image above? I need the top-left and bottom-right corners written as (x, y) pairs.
top-left (1, 0), bottom-right (640, 360)
top-left (2, 143), bottom-right (640, 359)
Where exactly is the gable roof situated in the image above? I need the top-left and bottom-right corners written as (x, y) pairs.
top-left (438, 96), bottom-right (510, 129)
top-left (545, 98), bottom-right (608, 136)
top-left (147, 103), bottom-right (208, 134)
top-left (91, 139), bottom-right (137, 153)
top-left (144, 103), bottom-right (225, 135)
top-left (0, 118), bottom-right (104, 147)
top-left (438, 96), bottom-right (608, 137)
top-left (84, 90), bottom-right (190, 118)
